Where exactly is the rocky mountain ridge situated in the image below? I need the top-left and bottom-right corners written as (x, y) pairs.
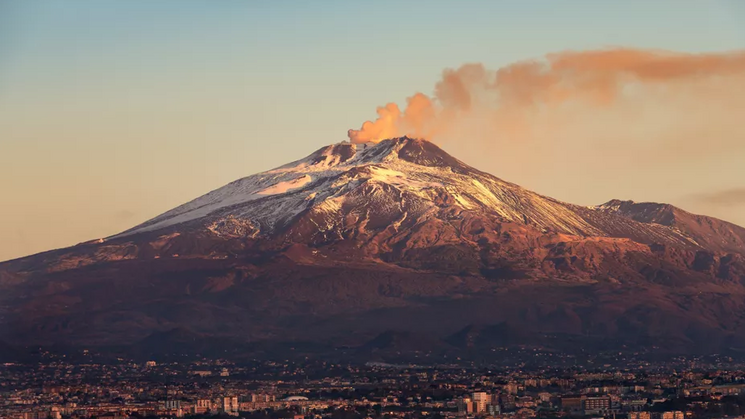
top-left (1, 137), bottom-right (744, 361)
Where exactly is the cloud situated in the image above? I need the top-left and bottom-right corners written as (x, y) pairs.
top-left (114, 210), bottom-right (136, 220)
top-left (347, 48), bottom-right (745, 148)
top-left (688, 188), bottom-right (745, 207)
top-left (344, 47), bottom-right (745, 227)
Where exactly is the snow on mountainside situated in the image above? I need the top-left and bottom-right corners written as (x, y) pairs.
top-left (4, 137), bottom-right (745, 355)
top-left (596, 199), bottom-right (745, 255)
top-left (114, 137), bottom-right (729, 253)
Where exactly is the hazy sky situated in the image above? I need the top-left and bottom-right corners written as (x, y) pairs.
top-left (1, 0), bottom-right (745, 262)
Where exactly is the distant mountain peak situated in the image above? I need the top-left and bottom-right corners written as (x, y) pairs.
top-left (596, 199), bottom-right (677, 226)
top-left (597, 198), bottom-right (745, 254)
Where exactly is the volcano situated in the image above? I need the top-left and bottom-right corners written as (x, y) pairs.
top-left (2, 137), bottom-right (745, 361)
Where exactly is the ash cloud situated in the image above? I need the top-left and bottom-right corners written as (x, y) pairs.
top-left (348, 48), bottom-right (745, 146)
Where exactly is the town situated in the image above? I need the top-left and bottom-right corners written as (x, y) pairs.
top-left (5, 353), bottom-right (745, 419)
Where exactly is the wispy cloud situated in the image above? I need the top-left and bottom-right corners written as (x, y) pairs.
top-left (349, 48), bottom-right (745, 145)
top-left (114, 210), bottom-right (136, 221)
top-left (688, 188), bottom-right (745, 207)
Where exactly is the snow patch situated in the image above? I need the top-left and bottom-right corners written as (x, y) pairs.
top-left (258, 175), bottom-right (311, 195)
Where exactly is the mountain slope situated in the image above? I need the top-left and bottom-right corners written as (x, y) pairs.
top-left (116, 138), bottom-right (707, 250)
top-left (1, 137), bottom-right (744, 360)
top-left (597, 199), bottom-right (745, 254)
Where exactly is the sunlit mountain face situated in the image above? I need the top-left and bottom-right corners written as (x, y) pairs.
top-left (1, 137), bottom-right (745, 361)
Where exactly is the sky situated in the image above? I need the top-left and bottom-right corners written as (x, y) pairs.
top-left (1, 0), bottom-right (744, 262)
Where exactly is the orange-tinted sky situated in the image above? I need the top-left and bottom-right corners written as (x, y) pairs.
top-left (1, 1), bottom-right (745, 262)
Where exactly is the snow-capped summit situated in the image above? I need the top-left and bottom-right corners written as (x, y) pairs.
top-left (3, 136), bottom-right (745, 357)
top-left (113, 137), bottom-right (744, 255)
top-left (118, 137), bottom-right (474, 237)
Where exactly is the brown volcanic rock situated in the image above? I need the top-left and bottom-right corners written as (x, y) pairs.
top-left (1, 137), bottom-right (745, 358)
top-left (597, 199), bottom-right (745, 255)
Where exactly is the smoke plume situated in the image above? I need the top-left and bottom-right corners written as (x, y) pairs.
top-left (347, 48), bottom-right (745, 144)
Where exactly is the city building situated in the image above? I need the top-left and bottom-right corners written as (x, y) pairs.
top-left (583, 395), bottom-right (611, 415)
top-left (473, 392), bottom-right (489, 413)
top-left (222, 396), bottom-right (239, 416)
